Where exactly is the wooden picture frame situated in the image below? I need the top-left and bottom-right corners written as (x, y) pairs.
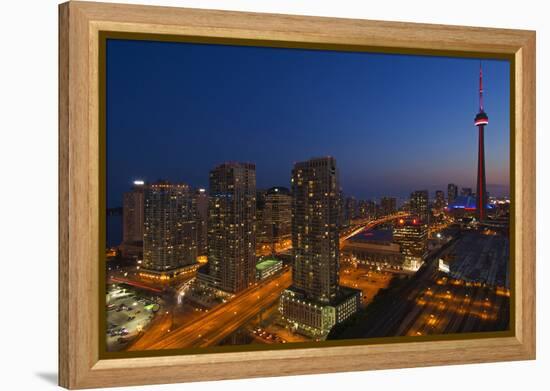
top-left (59, 1), bottom-right (536, 389)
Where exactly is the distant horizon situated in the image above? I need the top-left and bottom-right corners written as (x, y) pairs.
top-left (106, 39), bottom-right (510, 208)
top-left (108, 166), bottom-right (510, 207)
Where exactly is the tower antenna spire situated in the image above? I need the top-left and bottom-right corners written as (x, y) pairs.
top-left (479, 61), bottom-right (484, 112)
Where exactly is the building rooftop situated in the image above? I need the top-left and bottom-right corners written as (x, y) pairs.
top-left (343, 241), bottom-right (401, 254)
top-left (349, 229), bottom-right (393, 244)
top-left (256, 258), bottom-right (281, 271)
top-left (266, 186), bottom-right (290, 196)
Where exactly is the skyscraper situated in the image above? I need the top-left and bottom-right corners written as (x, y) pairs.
top-left (142, 181), bottom-right (197, 278)
top-left (194, 188), bottom-right (208, 256)
top-left (280, 157), bottom-right (359, 338)
top-left (410, 190), bottom-right (429, 222)
top-left (121, 180), bottom-right (145, 250)
top-left (447, 183), bottom-right (458, 204)
top-left (380, 196), bottom-right (397, 216)
top-left (257, 187), bottom-right (292, 253)
top-left (290, 157), bottom-right (340, 302)
top-left (264, 186), bottom-right (292, 244)
top-left (393, 217), bottom-right (428, 271)
top-left (475, 63), bottom-right (489, 220)
top-left (207, 162), bottom-right (257, 293)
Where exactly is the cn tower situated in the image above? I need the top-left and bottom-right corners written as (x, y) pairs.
top-left (474, 63), bottom-right (489, 221)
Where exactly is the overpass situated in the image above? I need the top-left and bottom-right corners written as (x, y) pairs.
top-left (137, 269), bottom-right (292, 350)
top-left (340, 212), bottom-right (411, 246)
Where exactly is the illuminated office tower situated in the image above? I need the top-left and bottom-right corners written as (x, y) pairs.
top-left (142, 181), bottom-right (197, 279)
top-left (393, 217), bottom-right (428, 271)
top-left (208, 162), bottom-right (256, 293)
top-left (280, 157), bottom-right (360, 338)
top-left (264, 186), bottom-right (292, 246)
top-left (410, 190), bottom-right (429, 222)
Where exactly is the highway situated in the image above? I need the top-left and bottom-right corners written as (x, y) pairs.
top-left (122, 212), bottom-right (409, 350)
top-left (137, 269), bottom-right (292, 350)
top-left (109, 276), bottom-right (164, 293)
top-left (127, 301), bottom-right (205, 351)
top-left (340, 212), bottom-right (410, 247)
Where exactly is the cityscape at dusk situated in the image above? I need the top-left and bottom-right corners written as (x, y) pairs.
top-left (105, 38), bottom-right (511, 353)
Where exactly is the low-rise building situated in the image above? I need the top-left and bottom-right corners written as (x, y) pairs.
top-left (279, 286), bottom-right (361, 339)
top-left (342, 229), bottom-right (405, 270)
top-left (255, 258), bottom-right (283, 280)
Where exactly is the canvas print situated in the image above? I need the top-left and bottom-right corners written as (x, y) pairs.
top-left (104, 39), bottom-right (511, 354)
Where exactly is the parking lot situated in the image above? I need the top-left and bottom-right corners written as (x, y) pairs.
top-left (339, 264), bottom-right (393, 305)
top-left (106, 284), bottom-right (162, 351)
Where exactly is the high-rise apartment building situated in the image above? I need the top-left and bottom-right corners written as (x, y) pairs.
top-left (290, 157), bottom-right (340, 302)
top-left (142, 181), bottom-right (198, 278)
top-left (280, 157), bottom-right (360, 338)
top-left (194, 188), bottom-right (208, 256)
top-left (207, 162), bottom-right (256, 293)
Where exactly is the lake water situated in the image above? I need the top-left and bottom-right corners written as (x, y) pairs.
top-left (107, 215), bottom-right (122, 248)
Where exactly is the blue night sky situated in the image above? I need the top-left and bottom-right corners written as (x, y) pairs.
top-left (106, 39), bottom-right (510, 208)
